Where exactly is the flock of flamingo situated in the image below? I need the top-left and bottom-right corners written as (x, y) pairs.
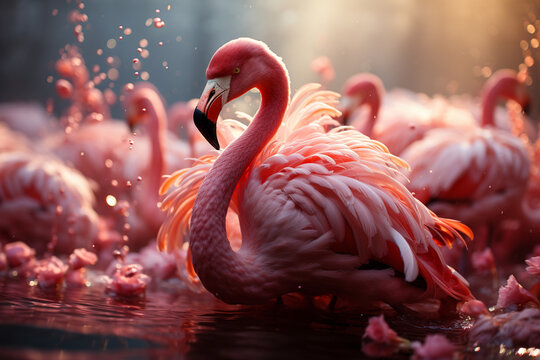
top-left (1, 36), bottom-right (540, 353)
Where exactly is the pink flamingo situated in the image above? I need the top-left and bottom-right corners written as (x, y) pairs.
top-left (340, 74), bottom-right (475, 155)
top-left (0, 102), bottom-right (59, 140)
top-left (339, 73), bottom-right (385, 137)
top-left (159, 38), bottom-right (473, 308)
top-left (45, 82), bottom-right (190, 249)
top-left (0, 152), bottom-right (100, 254)
top-left (0, 123), bottom-right (34, 153)
top-left (121, 82), bottom-right (192, 246)
top-left (401, 71), bottom-right (531, 251)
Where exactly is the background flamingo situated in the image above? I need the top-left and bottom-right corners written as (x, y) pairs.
top-left (340, 73), bottom-right (476, 156)
top-left (0, 152), bottom-right (100, 254)
top-left (0, 102), bottom-right (58, 140)
top-left (121, 82), bottom-right (192, 247)
top-left (401, 70), bottom-right (531, 258)
top-left (159, 38), bottom-right (473, 309)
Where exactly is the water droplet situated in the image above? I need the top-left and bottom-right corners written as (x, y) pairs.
top-left (106, 195), bottom-right (117, 207)
top-left (123, 223), bottom-right (131, 231)
top-left (96, 48), bottom-right (103, 55)
top-left (158, 41), bottom-right (163, 46)
top-left (118, 25), bottom-right (124, 30)
top-left (137, 47), bottom-right (143, 53)
top-left (134, 71), bottom-right (139, 76)
top-left (118, 36), bottom-right (124, 40)
top-left (56, 205), bottom-right (63, 215)
top-left (132, 58), bottom-right (140, 64)
top-left (107, 68), bottom-right (119, 81)
top-left (129, 139), bottom-right (134, 145)
top-left (153, 17), bottom-right (165, 28)
top-left (527, 24), bottom-right (536, 34)
top-left (122, 234), bottom-right (129, 242)
top-left (80, 151), bottom-right (85, 156)
top-left (137, 176), bottom-right (142, 181)
top-left (111, 179), bottom-right (118, 187)
top-left (55, 79), bottom-right (73, 98)
top-left (105, 159), bottom-right (114, 168)
top-left (106, 38), bottom-right (117, 49)
top-left (126, 180), bottom-right (132, 187)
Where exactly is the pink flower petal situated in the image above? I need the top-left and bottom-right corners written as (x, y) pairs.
top-left (412, 334), bottom-right (455, 360)
top-left (4, 241), bottom-right (35, 268)
top-left (34, 256), bottom-right (68, 288)
top-left (525, 256), bottom-right (540, 277)
top-left (68, 248), bottom-right (98, 270)
top-left (460, 299), bottom-right (489, 318)
top-left (363, 315), bottom-right (398, 344)
top-left (105, 263), bottom-right (151, 297)
top-left (496, 275), bottom-right (540, 309)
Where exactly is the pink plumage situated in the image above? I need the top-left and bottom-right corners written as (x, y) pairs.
top-left (158, 38), bottom-right (473, 308)
top-left (0, 152), bottom-right (100, 254)
top-left (400, 71), bottom-right (531, 245)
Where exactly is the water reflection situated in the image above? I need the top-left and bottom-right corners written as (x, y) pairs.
top-left (0, 275), bottom-right (480, 359)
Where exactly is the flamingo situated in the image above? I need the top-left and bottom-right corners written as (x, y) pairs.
top-left (44, 80), bottom-right (191, 249)
top-left (400, 70), bottom-right (531, 252)
top-left (158, 38), bottom-right (473, 308)
top-left (121, 82), bottom-right (192, 246)
top-left (0, 102), bottom-right (59, 140)
top-left (0, 152), bottom-right (100, 254)
top-left (340, 74), bottom-right (476, 155)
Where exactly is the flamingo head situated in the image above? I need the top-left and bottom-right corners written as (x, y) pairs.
top-left (123, 82), bottom-right (165, 133)
top-left (340, 73), bottom-right (385, 121)
top-left (484, 69), bottom-right (532, 116)
top-left (194, 37), bottom-right (286, 149)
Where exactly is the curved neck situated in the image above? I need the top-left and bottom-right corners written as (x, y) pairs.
top-left (140, 94), bottom-right (167, 225)
top-left (189, 67), bottom-right (289, 304)
top-left (480, 78), bottom-right (517, 128)
top-left (363, 97), bottom-right (381, 137)
top-left (481, 85), bottom-right (500, 127)
top-left (345, 81), bottom-right (381, 137)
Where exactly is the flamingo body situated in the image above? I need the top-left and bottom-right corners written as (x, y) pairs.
top-left (159, 38), bottom-right (473, 307)
top-left (0, 152), bottom-right (99, 253)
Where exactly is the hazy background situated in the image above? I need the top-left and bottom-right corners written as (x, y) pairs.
top-left (0, 0), bottom-right (539, 119)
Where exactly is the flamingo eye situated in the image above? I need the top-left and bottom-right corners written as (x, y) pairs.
top-left (233, 67), bottom-right (240, 74)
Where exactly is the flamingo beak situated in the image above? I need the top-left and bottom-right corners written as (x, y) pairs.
top-left (126, 108), bottom-right (139, 134)
top-left (522, 98), bottom-right (532, 116)
top-left (194, 77), bottom-right (231, 150)
top-left (339, 96), bottom-right (353, 117)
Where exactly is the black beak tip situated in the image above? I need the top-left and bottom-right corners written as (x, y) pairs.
top-left (194, 108), bottom-right (220, 150)
top-left (522, 101), bottom-right (532, 116)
